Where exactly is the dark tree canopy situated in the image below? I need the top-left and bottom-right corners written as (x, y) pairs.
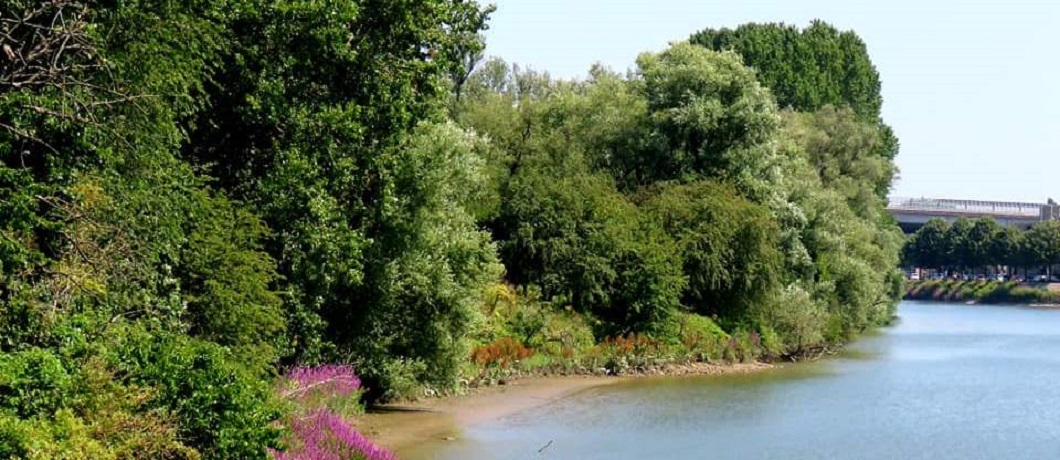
top-left (691, 20), bottom-right (881, 120)
top-left (691, 21), bottom-right (898, 160)
top-left (902, 217), bottom-right (1060, 275)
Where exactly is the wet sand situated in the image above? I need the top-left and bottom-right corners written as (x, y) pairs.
top-left (354, 362), bottom-right (773, 456)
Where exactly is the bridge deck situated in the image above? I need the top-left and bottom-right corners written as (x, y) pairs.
top-left (887, 197), bottom-right (1045, 218)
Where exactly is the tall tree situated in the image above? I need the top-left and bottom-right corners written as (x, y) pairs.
top-left (691, 20), bottom-right (898, 160)
top-left (967, 218), bottom-right (1002, 274)
top-left (619, 43), bottom-right (781, 196)
top-left (690, 21), bottom-right (880, 121)
top-left (1024, 221), bottom-right (1060, 276)
top-left (182, 0), bottom-right (499, 393)
top-left (946, 218), bottom-right (975, 273)
top-left (991, 225), bottom-right (1024, 274)
top-left (908, 219), bottom-right (952, 270)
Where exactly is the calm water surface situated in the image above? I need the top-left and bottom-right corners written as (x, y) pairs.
top-left (410, 301), bottom-right (1060, 459)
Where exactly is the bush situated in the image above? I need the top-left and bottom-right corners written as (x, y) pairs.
top-left (754, 285), bottom-right (827, 356)
top-left (0, 330), bottom-right (231, 459)
top-left (642, 180), bottom-right (782, 322)
top-left (663, 312), bottom-right (728, 361)
top-left (0, 349), bottom-right (73, 418)
top-left (113, 330), bottom-right (282, 459)
top-left (494, 171), bottom-right (685, 337)
top-left (471, 338), bottom-right (535, 368)
top-left (272, 366), bottom-right (394, 460)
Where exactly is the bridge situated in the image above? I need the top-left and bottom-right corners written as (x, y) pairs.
top-left (887, 197), bottom-right (1060, 233)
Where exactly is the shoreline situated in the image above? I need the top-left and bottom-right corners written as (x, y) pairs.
top-left (904, 280), bottom-right (1060, 306)
top-left (354, 361), bottom-right (773, 455)
top-left (903, 297), bottom-right (1060, 309)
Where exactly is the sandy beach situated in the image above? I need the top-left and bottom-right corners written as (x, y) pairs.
top-left (355, 362), bottom-right (773, 456)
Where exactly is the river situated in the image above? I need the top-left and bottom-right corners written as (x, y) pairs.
top-left (406, 301), bottom-right (1060, 459)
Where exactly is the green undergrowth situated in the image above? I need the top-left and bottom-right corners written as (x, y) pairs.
top-left (905, 280), bottom-right (1060, 304)
top-left (450, 285), bottom-right (826, 390)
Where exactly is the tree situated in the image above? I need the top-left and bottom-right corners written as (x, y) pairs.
top-left (967, 218), bottom-right (1002, 274)
top-left (911, 219), bottom-right (952, 270)
top-left (691, 20), bottom-right (898, 160)
top-left (782, 107), bottom-right (896, 203)
top-left (945, 218), bottom-right (975, 273)
top-left (991, 225), bottom-right (1024, 274)
top-left (180, 0), bottom-right (498, 393)
top-left (617, 43), bottom-right (781, 196)
top-left (691, 21), bottom-right (879, 120)
top-left (1024, 221), bottom-right (1060, 276)
top-left (0, 1), bottom-right (286, 456)
top-left (642, 180), bottom-right (781, 322)
top-left (494, 169), bottom-right (686, 337)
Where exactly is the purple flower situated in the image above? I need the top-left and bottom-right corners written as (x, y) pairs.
top-left (281, 365), bottom-right (362, 401)
top-left (273, 366), bottom-right (394, 460)
top-left (270, 409), bottom-right (396, 460)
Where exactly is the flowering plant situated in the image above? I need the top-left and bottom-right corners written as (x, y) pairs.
top-left (271, 365), bottom-right (396, 460)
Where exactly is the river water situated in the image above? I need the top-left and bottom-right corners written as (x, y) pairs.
top-left (411, 301), bottom-right (1060, 459)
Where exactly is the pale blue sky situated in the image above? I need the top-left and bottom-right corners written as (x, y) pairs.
top-left (483, 0), bottom-right (1060, 203)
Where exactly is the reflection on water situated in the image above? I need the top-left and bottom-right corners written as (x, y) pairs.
top-left (410, 302), bottom-right (1060, 459)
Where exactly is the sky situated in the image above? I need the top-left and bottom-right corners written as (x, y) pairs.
top-left (482, 0), bottom-right (1060, 203)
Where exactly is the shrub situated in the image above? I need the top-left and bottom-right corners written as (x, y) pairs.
top-left (0, 333), bottom-right (218, 459)
top-left (0, 349), bottom-right (73, 418)
top-left (272, 409), bottom-right (394, 460)
top-left (666, 312), bottom-right (728, 361)
top-left (113, 330), bottom-right (282, 459)
top-left (753, 285), bottom-right (826, 356)
top-left (272, 366), bottom-right (393, 460)
top-left (471, 337), bottom-right (534, 368)
top-left (594, 333), bottom-right (670, 373)
top-left (279, 365), bottom-right (363, 416)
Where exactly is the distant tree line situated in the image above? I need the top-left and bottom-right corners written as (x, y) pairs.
top-left (903, 218), bottom-right (1060, 275)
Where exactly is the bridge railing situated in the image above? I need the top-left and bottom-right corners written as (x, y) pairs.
top-left (887, 197), bottom-right (1044, 217)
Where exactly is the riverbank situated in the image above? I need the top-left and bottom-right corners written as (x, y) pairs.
top-left (381, 302), bottom-right (1060, 460)
top-left (355, 362), bottom-right (772, 455)
top-left (904, 280), bottom-right (1060, 304)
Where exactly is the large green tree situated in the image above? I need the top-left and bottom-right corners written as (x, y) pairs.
top-left (642, 181), bottom-right (781, 322)
top-left (904, 218), bottom-right (952, 270)
top-left (620, 43), bottom-right (781, 197)
top-left (690, 21), bottom-right (878, 118)
top-left (457, 38), bottom-right (903, 353)
top-left (967, 218), bottom-right (1002, 273)
top-left (691, 21), bottom-right (898, 160)
top-left (178, 0), bottom-right (499, 394)
top-left (0, 1), bottom-right (286, 457)
top-left (1024, 221), bottom-right (1060, 275)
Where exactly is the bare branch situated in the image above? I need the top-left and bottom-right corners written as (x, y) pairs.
top-left (0, 121), bottom-right (59, 154)
top-left (1, 1), bottom-right (99, 92)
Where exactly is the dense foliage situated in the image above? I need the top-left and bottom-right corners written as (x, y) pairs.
top-left (0, 0), bottom-right (494, 456)
top-left (904, 218), bottom-right (1060, 275)
top-left (272, 366), bottom-right (395, 460)
top-left (457, 37), bottom-right (903, 352)
top-left (0, 3), bottom-right (900, 456)
top-left (691, 21), bottom-right (899, 161)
